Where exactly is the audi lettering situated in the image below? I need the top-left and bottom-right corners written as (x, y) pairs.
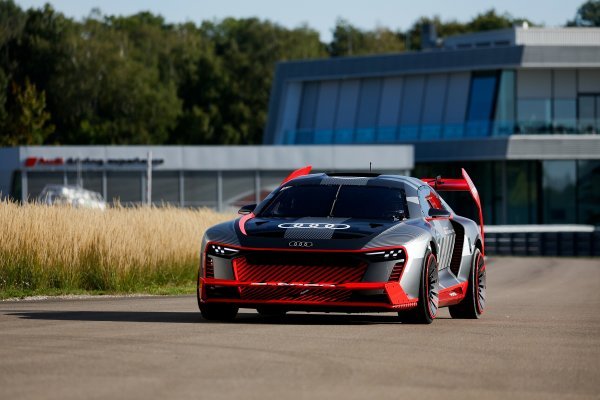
top-left (288, 241), bottom-right (313, 247)
top-left (277, 223), bottom-right (350, 230)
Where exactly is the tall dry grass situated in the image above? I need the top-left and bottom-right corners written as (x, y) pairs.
top-left (0, 201), bottom-right (234, 297)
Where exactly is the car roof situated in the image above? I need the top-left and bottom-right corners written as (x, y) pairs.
top-left (285, 173), bottom-right (426, 194)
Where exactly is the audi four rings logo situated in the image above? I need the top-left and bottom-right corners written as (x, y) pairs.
top-left (278, 223), bottom-right (350, 230)
top-left (288, 241), bottom-right (314, 247)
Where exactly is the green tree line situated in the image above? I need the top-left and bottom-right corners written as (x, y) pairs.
top-left (0, 0), bottom-right (597, 146)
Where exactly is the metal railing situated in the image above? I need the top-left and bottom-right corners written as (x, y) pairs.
top-left (485, 225), bottom-right (600, 257)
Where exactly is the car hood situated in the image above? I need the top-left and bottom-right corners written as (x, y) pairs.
top-left (243, 217), bottom-right (400, 240)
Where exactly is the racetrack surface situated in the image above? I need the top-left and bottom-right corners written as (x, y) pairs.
top-left (1, 257), bottom-right (599, 400)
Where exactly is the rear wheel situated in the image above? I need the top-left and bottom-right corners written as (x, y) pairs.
top-left (449, 248), bottom-right (486, 319)
top-left (398, 249), bottom-right (439, 324)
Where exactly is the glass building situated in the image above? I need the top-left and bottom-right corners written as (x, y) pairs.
top-left (263, 27), bottom-right (600, 225)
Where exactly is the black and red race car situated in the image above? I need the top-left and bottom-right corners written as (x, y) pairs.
top-left (197, 167), bottom-right (486, 324)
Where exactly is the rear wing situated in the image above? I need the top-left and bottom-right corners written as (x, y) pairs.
top-left (281, 165), bottom-right (312, 185)
top-left (421, 168), bottom-right (485, 255)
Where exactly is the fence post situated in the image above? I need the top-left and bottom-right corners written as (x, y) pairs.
top-left (146, 151), bottom-right (152, 206)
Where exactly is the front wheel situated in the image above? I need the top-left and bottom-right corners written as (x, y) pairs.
top-left (398, 249), bottom-right (439, 324)
top-left (197, 273), bottom-right (239, 321)
top-left (256, 307), bottom-right (287, 319)
top-left (199, 303), bottom-right (239, 321)
top-left (449, 248), bottom-right (486, 319)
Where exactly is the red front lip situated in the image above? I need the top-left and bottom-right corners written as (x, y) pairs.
top-left (203, 278), bottom-right (386, 290)
top-left (200, 278), bottom-right (418, 310)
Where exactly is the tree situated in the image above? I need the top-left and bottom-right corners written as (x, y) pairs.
top-left (568, 0), bottom-right (600, 26)
top-left (49, 13), bottom-right (182, 144)
top-left (329, 19), bottom-right (404, 57)
top-left (0, 78), bottom-right (55, 145)
top-left (187, 18), bottom-right (325, 144)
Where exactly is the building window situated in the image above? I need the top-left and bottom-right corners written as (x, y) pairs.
top-left (493, 70), bottom-right (515, 136)
top-left (151, 171), bottom-right (180, 205)
top-left (542, 161), bottom-right (576, 223)
top-left (553, 99), bottom-right (577, 133)
top-left (297, 82), bottom-right (319, 133)
top-left (578, 95), bottom-right (600, 134)
top-left (577, 160), bottom-right (600, 225)
top-left (222, 171), bottom-right (255, 211)
top-left (183, 171), bottom-right (217, 208)
top-left (106, 171), bottom-right (142, 205)
top-left (333, 80), bottom-right (361, 144)
top-left (517, 99), bottom-right (551, 133)
top-left (413, 161), bottom-right (541, 225)
top-left (506, 161), bottom-right (538, 224)
top-left (66, 171), bottom-right (103, 196)
top-left (466, 72), bottom-right (499, 137)
top-left (355, 79), bottom-right (382, 143)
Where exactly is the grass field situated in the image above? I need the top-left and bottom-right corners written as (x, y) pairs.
top-left (0, 201), bottom-right (234, 299)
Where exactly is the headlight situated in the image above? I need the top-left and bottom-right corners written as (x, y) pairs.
top-left (364, 248), bottom-right (406, 262)
top-left (206, 244), bottom-right (240, 258)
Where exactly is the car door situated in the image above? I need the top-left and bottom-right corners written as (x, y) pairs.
top-left (417, 185), bottom-right (455, 271)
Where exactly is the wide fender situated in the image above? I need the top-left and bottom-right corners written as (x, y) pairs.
top-left (367, 222), bottom-right (433, 300)
top-left (452, 215), bottom-right (482, 282)
top-left (400, 235), bottom-right (435, 299)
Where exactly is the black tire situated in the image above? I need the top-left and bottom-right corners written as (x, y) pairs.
top-left (197, 272), bottom-right (239, 321)
top-left (398, 249), bottom-right (439, 324)
top-left (199, 303), bottom-right (239, 321)
top-left (256, 307), bottom-right (287, 319)
top-left (196, 271), bottom-right (202, 310)
top-left (449, 248), bottom-right (486, 319)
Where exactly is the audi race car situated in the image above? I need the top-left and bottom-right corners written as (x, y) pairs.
top-left (197, 167), bottom-right (486, 324)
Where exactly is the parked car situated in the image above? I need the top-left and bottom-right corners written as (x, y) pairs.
top-left (39, 185), bottom-right (107, 210)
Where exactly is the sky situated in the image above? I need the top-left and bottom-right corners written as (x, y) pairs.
top-left (15, 0), bottom-right (583, 42)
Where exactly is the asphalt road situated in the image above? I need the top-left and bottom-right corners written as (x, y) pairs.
top-left (1, 257), bottom-right (599, 400)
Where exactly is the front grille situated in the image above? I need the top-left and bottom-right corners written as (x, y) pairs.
top-left (239, 286), bottom-right (351, 302)
top-left (234, 252), bottom-right (367, 284)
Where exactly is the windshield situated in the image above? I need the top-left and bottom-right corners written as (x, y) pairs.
top-left (259, 185), bottom-right (407, 221)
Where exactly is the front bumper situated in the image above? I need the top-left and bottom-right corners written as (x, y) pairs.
top-left (199, 278), bottom-right (418, 312)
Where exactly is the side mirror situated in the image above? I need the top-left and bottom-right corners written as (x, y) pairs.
top-left (428, 208), bottom-right (451, 219)
top-left (238, 204), bottom-right (257, 215)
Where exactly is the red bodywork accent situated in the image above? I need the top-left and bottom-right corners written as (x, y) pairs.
top-left (438, 282), bottom-right (468, 307)
top-left (422, 168), bottom-right (485, 255)
top-left (280, 165), bottom-right (312, 186)
top-left (238, 213), bottom-right (255, 236)
top-left (425, 192), bottom-right (443, 209)
top-left (200, 242), bottom-right (417, 311)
